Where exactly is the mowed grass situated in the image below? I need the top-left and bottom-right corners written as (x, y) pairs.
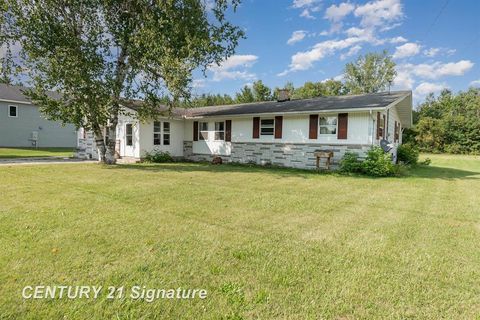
top-left (0, 147), bottom-right (74, 158)
top-left (0, 154), bottom-right (479, 319)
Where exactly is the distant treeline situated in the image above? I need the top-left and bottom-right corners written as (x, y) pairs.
top-left (181, 79), bottom-right (347, 108)
top-left (404, 88), bottom-right (480, 154)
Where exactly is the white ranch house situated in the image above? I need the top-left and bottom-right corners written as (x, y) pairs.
top-left (78, 91), bottom-right (412, 169)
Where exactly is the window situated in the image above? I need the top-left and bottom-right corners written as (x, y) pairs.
top-left (163, 122), bottom-right (170, 145)
top-left (214, 121), bottom-right (225, 141)
top-left (8, 105), bottom-right (17, 117)
top-left (378, 116), bottom-right (385, 139)
top-left (199, 122), bottom-right (208, 141)
top-left (126, 124), bottom-right (133, 146)
top-left (319, 116), bottom-right (337, 135)
top-left (260, 119), bottom-right (274, 136)
top-left (153, 121), bottom-right (161, 145)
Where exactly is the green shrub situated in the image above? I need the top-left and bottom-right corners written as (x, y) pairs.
top-left (339, 147), bottom-right (398, 177)
top-left (420, 158), bottom-right (431, 166)
top-left (143, 150), bottom-right (174, 163)
top-left (444, 143), bottom-right (463, 154)
top-left (397, 144), bottom-right (419, 165)
top-left (339, 151), bottom-right (363, 173)
top-left (362, 146), bottom-right (395, 177)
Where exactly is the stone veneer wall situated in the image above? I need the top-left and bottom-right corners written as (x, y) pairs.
top-left (183, 141), bottom-right (372, 170)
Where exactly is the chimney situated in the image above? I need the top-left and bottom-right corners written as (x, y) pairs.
top-left (277, 89), bottom-right (290, 102)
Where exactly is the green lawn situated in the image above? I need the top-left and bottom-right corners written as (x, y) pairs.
top-left (0, 147), bottom-right (74, 159)
top-left (1, 154), bottom-right (479, 319)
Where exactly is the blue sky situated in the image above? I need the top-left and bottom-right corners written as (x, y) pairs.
top-left (194, 0), bottom-right (480, 105)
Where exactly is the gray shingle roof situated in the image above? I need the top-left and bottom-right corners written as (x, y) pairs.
top-left (0, 83), bottom-right (411, 123)
top-left (121, 99), bottom-right (187, 117)
top-left (185, 91), bottom-right (411, 118)
top-left (0, 84), bottom-right (33, 103)
top-left (0, 83), bottom-right (61, 103)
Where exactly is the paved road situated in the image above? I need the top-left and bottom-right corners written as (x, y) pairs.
top-left (0, 157), bottom-right (97, 166)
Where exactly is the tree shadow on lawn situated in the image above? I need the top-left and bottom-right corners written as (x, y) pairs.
top-left (109, 162), bottom-right (480, 181)
top-left (407, 165), bottom-right (480, 180)
top-left (109, 162), bottom-right (324, 179)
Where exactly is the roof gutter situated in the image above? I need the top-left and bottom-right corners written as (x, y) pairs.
top-left (184, 106), bottom-right (389, 119)
top-left (0, 99), bottom-right (32, 105)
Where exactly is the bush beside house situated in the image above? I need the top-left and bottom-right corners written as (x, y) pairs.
top-left (340, 147), bottom-right (394, 177)
top-left (143, 150), bottom-right (174, 163)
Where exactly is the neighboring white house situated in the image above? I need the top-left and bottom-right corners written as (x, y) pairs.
top-left (77, 91), bottom-right (412, 170)
top-left (0, 84), bottom-right (77, 148)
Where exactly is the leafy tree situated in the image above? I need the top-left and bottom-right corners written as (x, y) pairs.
top-left (235, 85), bottom-right (254, 103)
top-left (344, 51), bottom-right (396, 94)
top-left (322, 79), bottom-right (346, 96)
top-left (290, 80), bottom-right (346, 99)
top-left (1, 0), bottom-right (244, 163)
top-left (412, 88), bottom-right (480, 154)
top-left (292, 81), bottom-right (321, 99)
top-left (252, 80), bottom-right (271, 101)
top-left (189, 93), bottom-right (235, 107)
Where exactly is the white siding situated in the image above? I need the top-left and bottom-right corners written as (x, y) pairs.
top-left (184, 119), bottom-right (232, 155)
top-left (184, 112), bottom-right (373, 156)
top-left (389, 106), bottom-right (402, 145)
top-left (114, 110), bottom-right (399, 159)
top-left (231, 113), bottom-right (372, 144)
top-left (375, 106), bottom-right (402, 145)
top-left (139, 118), bottom-right (184, 157)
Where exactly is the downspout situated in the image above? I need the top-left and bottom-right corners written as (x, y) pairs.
top-left (369, 109), bottom-right (375, 146)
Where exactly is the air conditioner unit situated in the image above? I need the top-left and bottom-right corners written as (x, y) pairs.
top-left (30, 131), bottom-right (39, 148)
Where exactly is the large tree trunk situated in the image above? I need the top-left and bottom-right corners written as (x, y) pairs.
top-left (94, 131), bottom-right (107, 163)
top-left (93, 123), bottom-right (117, 164)
top-left (104, 120), bottom-right (118, 164)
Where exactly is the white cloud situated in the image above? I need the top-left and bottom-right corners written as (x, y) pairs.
top-left (389, 36), bottom-right (407, 44)
top-left (340, 45), bottom-right (362, 60)
top-left (325, 2), bottom-right (355, 22)
top-left (292, 0), bottom-right (318, 8)
top-left (354, 0), bottom-right (403, 29)
top-left (209, 54), bottom-right (258, 81)
top-left (192, 79), bottom-right (206, 88)
top-left (407, 60), bottom-right (474, 79)
top-left (423, 47), bottom-right (456, 57)
top-left (345, 27), bottom-right (367, 37)
top-left (287, 30), bottom-right (307, 45)
top-left (323, 2), bottom-right (355, 34)
top-left (344, 27), bottom-right (383, 44)
top-left (414, 82), bottom-right (448, 96)
top-left (394, 60), bottom-right (474, 90)
top-left (300, 9), bottom-right (314, 19)
top-left (469, 79), bottom-right (480, 87)
top-left (280, 18), bottom-right (401, 76)
top-left (423, 48), bottom-right (440, 57)
top-left (292, 0), bottom-right (321, 19)
top-left (213, 54), bottom-right (258, 70)
top-left (393, 42), bottom-right (421, 59)
top-left (321, 75), bottom-right (344, 82)
top-left (278, 37), bottom-right (364, 75)
top-left (446, 49), bottom-right (457, 56)
top-left (393, 69), bottom-right (415, 89)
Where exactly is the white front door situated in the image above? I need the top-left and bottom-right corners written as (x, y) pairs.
top-left (123, 123), bottom-right (136, 157)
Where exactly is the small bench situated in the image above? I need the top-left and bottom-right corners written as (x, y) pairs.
top-left (314, 151), bottom-right (334, 170)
